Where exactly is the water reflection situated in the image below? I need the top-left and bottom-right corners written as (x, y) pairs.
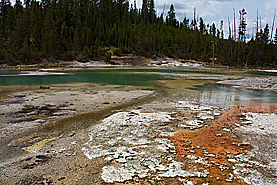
top-left (0, 68), bottom-right (276, 106)
top-left (190, 84), bottom-right (277, 107)
top-left (0, 71), bottom-right (169, 86)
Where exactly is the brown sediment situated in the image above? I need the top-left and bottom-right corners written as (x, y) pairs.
top-left (170, 102), bottom-right (277, 184)
top-left (172, 105), bottom-right (251, 163)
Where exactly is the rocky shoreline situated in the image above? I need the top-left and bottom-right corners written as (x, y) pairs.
top-left (218, 77), bottom-right (277, 90)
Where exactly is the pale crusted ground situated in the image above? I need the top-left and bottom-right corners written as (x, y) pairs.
top-left (0, 83), bottom-right (153, 140)
top-left (0, 83), bottom-right (155, 185)
top-left (0, 70), bottom-right (277, 185)
top-left (2, 92), bottom-right (275, 185)
top-left (218, 77), bottom-right (277, 90)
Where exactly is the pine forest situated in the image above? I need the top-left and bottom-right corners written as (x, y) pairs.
top-left (1, 0), bottom-right (277, 67)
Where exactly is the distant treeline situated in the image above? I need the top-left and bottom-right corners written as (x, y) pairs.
top-left (0, 0), bottom-right (277, 67)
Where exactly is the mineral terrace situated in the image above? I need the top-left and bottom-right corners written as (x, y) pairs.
top-left (0, 75), bottom-right (276, 185)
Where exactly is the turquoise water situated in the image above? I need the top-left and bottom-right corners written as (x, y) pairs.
top-left (245, 71), bottom-right (277, 77)
top-left (0, 70), bottom-right (169, 86)
top-left (0, 70), bottom-right (21, 76)
top-left (0, 68), bottom-right (276, 105)
top-left (0, 68), bottom-right (223, 86)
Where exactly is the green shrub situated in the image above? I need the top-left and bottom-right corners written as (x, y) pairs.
top-left (105, 52), bottom-right (112, 62)
top-left (48, 56), bottom-right (56, 62)
top-left (62, 51), bottom-right (74, 61)
top-left (76, 54), bottom-right (88, 62)
top-left (113, 48), bottom-right (122, 56)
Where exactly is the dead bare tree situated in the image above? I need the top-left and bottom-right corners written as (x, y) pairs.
top-left (270, 9), bottom-right (276, 43)
top-left (233, 8), bottom-right (236, 41)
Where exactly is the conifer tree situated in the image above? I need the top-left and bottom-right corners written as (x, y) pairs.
top-left (0, 1), bottom-right (275, 67)
top-left (142, 0), bottom-right (148, 22)
top-left (19, 37), bottom-right (30, 63)
top-left (211, 23), bottom-right (216, 36)
top-left (238, 9), bottom-right (247, 42)
top-left (29, 0), bottom-right (42, 49)
top-left (42, 8), bottom-right (57, 57)
top-left (149, 0), bottom-right (155, 24)
top-left (261, 24), bottom-right (270, 44)
top-left (199, 17), bottom-right (205, 34)
top-left (167, 4), bottom-right (176, 27)
top-left (183, 17), bottom-right (189, 28)
top-left (274, 28), bottom-right (277, 44)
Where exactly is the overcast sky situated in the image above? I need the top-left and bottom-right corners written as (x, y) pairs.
top-left (136, 0), bottom-right (277, 39)
top-left (10, 0), bottom-right (277, 39)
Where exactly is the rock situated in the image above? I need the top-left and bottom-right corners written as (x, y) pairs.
top-left (101, 166), bottom-right (136, 183)
top-left (228, 159), bottom-right (237, 163)
top-left (116, 158), bottom-right (127, 163)
top-left (69, 132), bottom-right (76, 137)
top-left (40, 86), bottom-right (50, 89)
top-left (58, 177), bottom-right (66, 181)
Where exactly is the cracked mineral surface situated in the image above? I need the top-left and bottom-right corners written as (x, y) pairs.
top-left (80, 101), bottom-right (231, 184)
top-left (0, 67), bottom-right (276, 185)
top-left (218, 77), bottom-right (277, 90)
